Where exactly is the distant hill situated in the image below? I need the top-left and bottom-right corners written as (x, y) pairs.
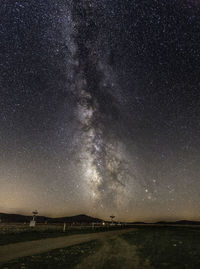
top-left (155, 220), bottom-right (200, 225)
top-left (0, 213), bottom-right (103, 224)
top-left (52, 214), bottom-right (103, 223)
top-left (0, 213), bottom-right (49, 223)
top-left (129, 222), bottom-right (147, 225)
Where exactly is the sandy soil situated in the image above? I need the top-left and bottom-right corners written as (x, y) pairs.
top-left (0, 229), bottom-right (135, 264)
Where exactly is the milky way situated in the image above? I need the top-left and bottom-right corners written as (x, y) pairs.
top-left (0, 0), bottom-right (200, 221)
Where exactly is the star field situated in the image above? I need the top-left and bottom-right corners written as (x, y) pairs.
top-left (0, 0), bottom-right (200, 222)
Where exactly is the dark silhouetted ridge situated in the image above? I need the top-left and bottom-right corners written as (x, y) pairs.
top-left (0, 213), bottom-right (103, 223)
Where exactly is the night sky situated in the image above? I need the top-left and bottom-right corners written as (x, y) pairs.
top-left (0, 0), bottom-right (200, 222)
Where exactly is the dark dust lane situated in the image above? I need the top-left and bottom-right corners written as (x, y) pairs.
top-left (0, 229), bottom-right (135, 264)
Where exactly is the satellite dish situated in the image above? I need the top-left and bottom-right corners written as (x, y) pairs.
top-left (32, 210), bottom-right (38, 216)
top-left (110, 215), bottom-right (115, 225)
top-left (31, 210), bottom-right (38, 222)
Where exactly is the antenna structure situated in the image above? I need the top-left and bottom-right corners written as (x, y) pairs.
top-left (110, 215), bottom-right (115, 225)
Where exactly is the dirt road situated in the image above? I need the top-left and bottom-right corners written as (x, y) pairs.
top-left (0, 229), bottom-right (135, 264)
top-left (75, 234), bottom-right (154, 269)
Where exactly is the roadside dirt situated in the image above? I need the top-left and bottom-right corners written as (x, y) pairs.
top-left (0, 229), bottom-right (135, 264)
top-left (75, 235), bottom-right (154, 269)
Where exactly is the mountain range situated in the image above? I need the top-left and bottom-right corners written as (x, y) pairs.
top-left (0, 213), bottom-right (200, 225)
top-left (0, 213), bottom-right (103, 224)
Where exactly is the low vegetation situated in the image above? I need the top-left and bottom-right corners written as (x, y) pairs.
top-left (123, 226), bottom-right (200, 269)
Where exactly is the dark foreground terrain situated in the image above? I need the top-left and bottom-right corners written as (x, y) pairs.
top-left (122, 226), bottom-right (200, 269)
top-left (0, 224), bottom-right (123, 246)
top-left (1, 226), bottom-right (200, 269)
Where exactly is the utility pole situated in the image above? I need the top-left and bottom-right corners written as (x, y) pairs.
top-left (63, 222), bottom-right (66, 232)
